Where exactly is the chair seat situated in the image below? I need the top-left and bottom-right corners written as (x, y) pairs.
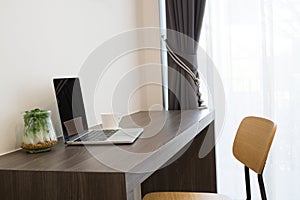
top-left (143, 192), bottom-right (231, 200)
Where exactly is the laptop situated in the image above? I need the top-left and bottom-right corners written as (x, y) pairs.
top-left (53, 77), bottom-right (143, 145)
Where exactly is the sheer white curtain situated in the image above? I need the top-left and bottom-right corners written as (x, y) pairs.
top-left (200, 0), bottom-right (300, 199)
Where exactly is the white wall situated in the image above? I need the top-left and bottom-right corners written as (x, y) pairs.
top-left (0, 0), bottom-right (162, 154)
top-left (136, 0), bottom-right (163, 111)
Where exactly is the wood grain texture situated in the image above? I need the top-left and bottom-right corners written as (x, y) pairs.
top-left (143, 192), bottom-right (231, 200)
top-left (141, 121), bottom-right (217, 196)
top-left (0, 110), bottom-right (213, 173)
top-left (0, 110), bottom-right (216, 200)
top-left (0, 171), bottom-right (126, 200)
top-left (233, 116), bottom-right (276, 174)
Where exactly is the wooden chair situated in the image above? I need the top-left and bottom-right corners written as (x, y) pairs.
top-left (143, 116), bottom-right (277, 200)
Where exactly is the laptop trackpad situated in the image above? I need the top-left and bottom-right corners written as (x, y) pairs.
top-left (106, 129), bottom-right (142, 142)
top-left (107, 131), bottom-right (134, 140)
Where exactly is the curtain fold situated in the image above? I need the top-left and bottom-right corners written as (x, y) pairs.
top-left (200, 0), bottom-right (300, 199)
top-left (166, 0), bottom-right (206, 110)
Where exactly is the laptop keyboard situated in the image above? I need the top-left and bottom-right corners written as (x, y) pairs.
top-left (79, 130), bottom-right (118, 141)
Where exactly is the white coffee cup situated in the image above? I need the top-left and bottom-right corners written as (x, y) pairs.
top-left (101, 113), bottom-right (122, 130)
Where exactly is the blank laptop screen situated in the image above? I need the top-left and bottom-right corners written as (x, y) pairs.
top-left (53, 78), bottom-right (88, 141)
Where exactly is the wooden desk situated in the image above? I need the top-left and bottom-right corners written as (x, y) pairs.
top-left (0, 110), bottom-right (216, 200)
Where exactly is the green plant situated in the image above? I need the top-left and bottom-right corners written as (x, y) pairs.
top-left (23, 108), bottom-right (50, 136)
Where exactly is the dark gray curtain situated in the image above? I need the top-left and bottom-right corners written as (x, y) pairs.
top-left (166, 0), bottom-right (206, 110)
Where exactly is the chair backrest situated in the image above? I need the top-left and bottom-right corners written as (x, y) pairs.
top-left (233, 116), bottom-right (277, 174)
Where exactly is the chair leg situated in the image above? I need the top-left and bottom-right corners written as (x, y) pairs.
top-left (244, 166), bottom-right (251, 200)
top-left (258, 174), bottom-right (267, 200)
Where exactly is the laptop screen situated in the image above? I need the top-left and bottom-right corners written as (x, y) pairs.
top-left (53, 78), bottom-right (89, 141)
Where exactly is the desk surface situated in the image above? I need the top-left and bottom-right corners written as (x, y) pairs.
top-left (0, 109), bottom-right (213, 173)
top-left (0, 109), bottom-right (215, 200)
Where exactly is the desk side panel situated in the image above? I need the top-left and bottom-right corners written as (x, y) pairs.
top-left (0, 171), bottom-right (126, 200)
top-left (141, 121), bottom-right (217, 196)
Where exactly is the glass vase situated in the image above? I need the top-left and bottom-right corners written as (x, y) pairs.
top-left (21, 109), bottom-right (57, 153)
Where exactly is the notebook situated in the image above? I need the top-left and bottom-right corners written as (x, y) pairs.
top-left (53, 77), bottom-right (143, 145)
